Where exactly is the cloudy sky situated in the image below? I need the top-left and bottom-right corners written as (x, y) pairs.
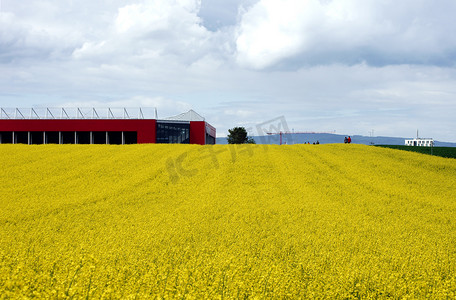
top-left (1, 0), bottom-right (455, 141)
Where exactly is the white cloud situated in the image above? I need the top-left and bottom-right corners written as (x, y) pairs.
top-left (72, 41), bottom-right (107, 59)
top-left (235, 0), bottom-right (323, 68)
top-left (205, 63), bottom-right (456, 141)
top-left (115, 0), bottom-right (201, 34)
top-left (1, 0), bottom-right (218, 66)
top-left (70, 0), bottom-right (216, 66)
top-left (61, 96), bottom-right (192, 118)
top-left (235, 0), bottom-right (456, 69)
top-left (1, 0), bottom-right (456, 142)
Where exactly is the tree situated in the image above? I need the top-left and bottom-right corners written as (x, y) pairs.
top-left (227, 127), bottom-right (255, 144)
top-left (247, 137), bottom-right (256, 144)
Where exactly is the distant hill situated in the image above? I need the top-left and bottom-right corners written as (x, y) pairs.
top-left (216, 133), bottom-right (456, 147)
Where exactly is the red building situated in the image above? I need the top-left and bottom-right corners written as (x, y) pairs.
top-left (0, 108), bottom-right (216, 145)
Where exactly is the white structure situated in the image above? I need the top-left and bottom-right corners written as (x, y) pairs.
top-left (405, 138), bottom-right (434, 147)
top-left (164, 109), bottom-right (205, 121)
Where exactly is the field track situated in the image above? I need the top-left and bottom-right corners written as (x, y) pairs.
top-left (1, 144), bottom-right (456, 298)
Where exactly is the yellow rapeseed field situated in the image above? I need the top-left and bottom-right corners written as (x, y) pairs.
top-left (1, 144), bottom-right (455, 298)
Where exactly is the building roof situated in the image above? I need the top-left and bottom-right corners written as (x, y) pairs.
top-left (0, 108), bottom-right (208, 121)
top-left (405, 138), bottom-right (434, 141)
top-left (163, 109), bottom-right (205, 122)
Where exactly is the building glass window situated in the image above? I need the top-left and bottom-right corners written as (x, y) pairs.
top-left (206, 133), bottom-right (215, 145)
top-left (156, 122), bottom-right (190, 144)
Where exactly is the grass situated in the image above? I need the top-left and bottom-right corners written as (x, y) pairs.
top-left (375, 145), bottom-right (456, 159)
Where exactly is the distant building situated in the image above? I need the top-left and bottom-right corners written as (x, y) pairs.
top-left (0, 108), bottom-right (216, 145)
top-left (405, 138), bottom-right (434, 147)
